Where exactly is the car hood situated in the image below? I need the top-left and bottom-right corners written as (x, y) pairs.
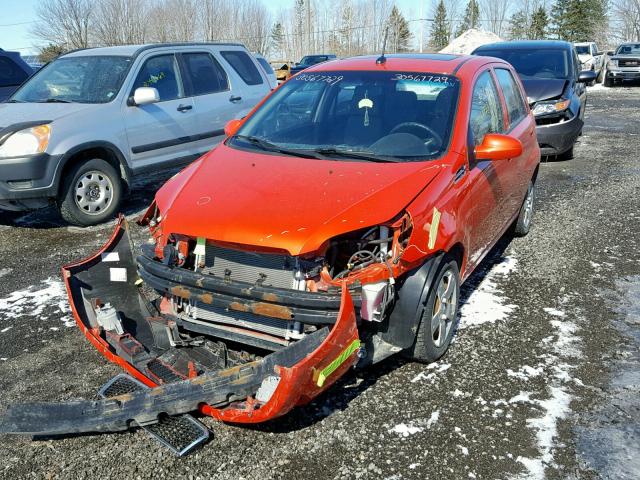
top-left (0, 102), bottom-right (100, 129)
top-left (155, 144), bottom-right (442, 255)
top-left (521, 79), bottom-right (567, 104)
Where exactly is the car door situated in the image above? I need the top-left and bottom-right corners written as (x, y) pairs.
top-left (493, 67), bottom-right (536, 214)
top-left (572, 48), bottom-right (587, 117)
top-left (123, 53), bottom-right (196, 172)
top-left (218, 49), bottom-right (269, 114)
top-left (178, 50), bottom-right (236, 156)
top-left (462, 69), bottom-right (511, 270)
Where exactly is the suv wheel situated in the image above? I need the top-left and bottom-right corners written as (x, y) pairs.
top-left (405, 258), bottom-right (460, 363)
top-left (59, 158), bottom-right (122, 226)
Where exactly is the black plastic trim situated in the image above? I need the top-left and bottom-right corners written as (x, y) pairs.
top-left (131, 129), bottom-right (224, 154)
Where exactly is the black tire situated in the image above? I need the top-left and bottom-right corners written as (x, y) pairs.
top-left (405, 258), bottom-right (460, 363)
top-left (604, 76), bottom-right (613, 87)
top-left (512, 180), bottom-right (535, 237)
top-left (58, 158), bottom-right (123, 227)
top-left (557, 145), bottom-right (574, 161)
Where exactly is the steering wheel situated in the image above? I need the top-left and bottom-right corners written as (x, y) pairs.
top-left (390, 122), bottom-right (443, 148)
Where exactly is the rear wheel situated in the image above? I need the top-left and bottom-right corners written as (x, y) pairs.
top-left (405, 258), bottom-right (460, 363)
top-left (58, 158), bottom-right (122, 227)
top-left (512, 180), bottom-right (535, 237)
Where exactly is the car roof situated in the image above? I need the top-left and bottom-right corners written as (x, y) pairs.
top-left (62, 42), bottom-right (245, 59)
top-left (474, 40), bottom-right (572, 51)
top-left (304, 53), bottom-right (495, 75)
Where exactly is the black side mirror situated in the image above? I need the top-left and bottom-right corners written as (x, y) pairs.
top-left (578, 70), bottom-right (597, 83)
top-left (607, 50), bottom-right (615, 56)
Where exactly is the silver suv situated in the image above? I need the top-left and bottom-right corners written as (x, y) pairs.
top-left (0, 43), bottom-right (270, 226)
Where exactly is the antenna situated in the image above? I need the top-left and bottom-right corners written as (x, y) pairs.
top-left (376, 27), bottom-right (389, 65)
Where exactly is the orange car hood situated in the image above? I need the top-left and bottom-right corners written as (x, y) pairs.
top-left (155, 144), bottom-right (442, 255)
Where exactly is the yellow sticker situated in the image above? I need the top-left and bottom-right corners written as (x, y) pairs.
top-left (316, 339), bottom-right (361, 387)
top-left (428, 207), bottom-right (441, 250)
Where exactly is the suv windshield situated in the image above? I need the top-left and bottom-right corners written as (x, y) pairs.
top-left (229, 70), bottom-right (459, 161)
top-left (616, 44), bottom-right (640, 55)
top-left (478, 48), bottom-right (570, 79)
top-left (11, 55), bottom-right (131, 104)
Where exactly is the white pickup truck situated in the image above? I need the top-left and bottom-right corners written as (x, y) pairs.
top-left (574, 42), bottom-right (605, 84)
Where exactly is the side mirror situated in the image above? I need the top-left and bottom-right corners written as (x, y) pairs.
top-left (607, 50), bottom-right (614, 56)
top-left (578, 70), bottom-right (597, 83)
top-left (224, 118), bottom-right (243, 137)
top-left (133, 87), bottom-right (159, 106)
top-left (475, 134), bottom-right (523, 161)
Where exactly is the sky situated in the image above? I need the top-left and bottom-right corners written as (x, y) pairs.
top-left (0, 0), bottom-right (424, 55)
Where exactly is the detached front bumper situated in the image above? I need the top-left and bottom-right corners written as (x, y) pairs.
top-left (0, 218), bottom-right (361, 435)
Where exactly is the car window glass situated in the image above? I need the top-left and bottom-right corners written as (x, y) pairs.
top-left (133, 54), bottom-right (183, 101)
top-left (617, 44), bottom-right (640, 54)
top-left (495, 69), bottom-right (527, 126)
top-left (256, 57), bottom-right (274, 74)
top-left (477, 48), bottom-right (569, 80)
top-left (182, 52), bottom-right (228, 95)
top-left (12, 56), bottom-right (131, 103)
top-left (470, 71), bottom-right (504, 145)
top-left (220, 51), bottom-right (263, 85)
top-left (0, 57), bottom-right (29, 88)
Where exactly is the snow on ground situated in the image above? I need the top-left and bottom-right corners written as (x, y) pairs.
top-left (459, 255), bottom-right (518, 328)
top-left (389, 423), bottom-right (423, 437)
top-left (0, 268), bottom-right (11, 279)
top-left (439, 29), bottom-right (502, 55)
top-left (0, 278), bottom-right (72, 327)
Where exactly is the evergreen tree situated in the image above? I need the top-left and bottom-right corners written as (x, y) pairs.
top-left (429, 0), bottom-right (450, 51)
top-left (529, 6), bottom-right (549, 39)
top-left (508, 10), bottom-right (529, 40)
top-left (456, 0), bottom-right (481, 37)
top-left (549, 0), bottom-right (570, 39)
top-left (38, 43), bottom-right (66, 63)
top-left (550, 0), bottom-right (607, 42)
top-left (387, 5), bottom-right (412, 52)
top-left (270, 22), bottom-right (285, 58)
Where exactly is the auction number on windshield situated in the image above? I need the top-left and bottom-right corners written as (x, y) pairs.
top-left (391, 74), bottom-right (454, 84)
top-left (294, 74), bottom-right (344, 85)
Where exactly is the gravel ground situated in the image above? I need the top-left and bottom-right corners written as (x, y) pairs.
top-left (0, 85), bottom-right (639, 480)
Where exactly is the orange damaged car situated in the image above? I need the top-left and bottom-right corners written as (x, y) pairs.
top-left (1, 54), bottom-right (540, 437)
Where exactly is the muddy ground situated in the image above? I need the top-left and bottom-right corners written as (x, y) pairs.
top-left (0, 84), bottom-right (638, 480)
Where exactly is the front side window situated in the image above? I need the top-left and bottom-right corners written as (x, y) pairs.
top-left (132, 54), bottom-right (183, 102)
top-left (0, 57), bottom-right (29, 88)
top-left (255, 57), bottom-right (274, 74)
top-left (11, 56), bottom-right (131, 103)
top-left (228, 70), bottom-right (460, 162)
top-left (470, 71), bottom-right (504, 145)
top-left (182, 52), bottom-right (228, 95)
top-left (477, 48), bottom-right (570, 80)
top-left (495, 68), bottom-right (527, 126)
top-left (221, 51), bottom-right (263, 85)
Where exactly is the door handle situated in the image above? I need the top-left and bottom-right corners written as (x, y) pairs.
top-left (177, 104), bottom-right (192, 112)
top-left (229, 95), bottom-right (242, 103)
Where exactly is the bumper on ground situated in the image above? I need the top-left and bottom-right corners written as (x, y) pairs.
top-left (536, 113), bottom-right (584, 156)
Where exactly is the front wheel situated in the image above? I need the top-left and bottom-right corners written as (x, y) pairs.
top-left (604, 76), bottom-right (614, 87)
top-left (58, 158), bottom-right (123, 227)
top-left (405, 258), bottom-right (460, 363)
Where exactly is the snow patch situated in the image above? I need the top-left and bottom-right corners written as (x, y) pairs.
top-left (426, 410), bottom-right (440, 429)
top-left (389, 423), bottom-right (423, 437)
top-left (507, 365), bottom-right (544, 380)
top-left (440, 28), bottom-right (502, 55)
top-left (543, 307), bottom-right (565, 317)
top-left (0, 278), bottom-right (72, 327)
top-left (0, 268), bottom-right (11, 279)
top-left (411, 362), bottom-right (451, 383)
top-left (459, 255), bottom-right (518, 328)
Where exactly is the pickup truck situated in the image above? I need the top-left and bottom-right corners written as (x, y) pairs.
top-left (574, 42), bottom-right (604, 84)
top-left (605, 43), bottom-right (640, 87)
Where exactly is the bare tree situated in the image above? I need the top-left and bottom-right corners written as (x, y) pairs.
top-left (482, 0), bottom-right (510, 37)
top-left (94, 0), bottom-right (149, 46)
top-left (32, 0), bottom-right (93, 49)
top-left (611, 0), bottom-right (640, 43)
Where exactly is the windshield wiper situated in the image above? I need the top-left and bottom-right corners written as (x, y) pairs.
top-left (313, 148), bottom-right (399, 163)
top-left (6, 99), bottom-right (24, 103)
top-left (40, 98), bottom-right (72, 103)
top-left (232, 135), bottom-right (320, 159)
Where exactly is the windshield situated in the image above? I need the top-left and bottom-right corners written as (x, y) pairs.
top-left (300, 56), bottom-right (327, 66)
top-left (575, 45), bottom-right (590, 55)
top-left (229, 70), bottom-right (460, 162)
top-left (11, 55), bottom-right (131, 103)
top-left (479, 48), bottom-right (570, 79)
top-left (616, 44), bottom-right (640, 55)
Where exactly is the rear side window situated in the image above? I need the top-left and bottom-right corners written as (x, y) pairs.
top-left (220, 51), bottom-right (263, 85)
top-left (0, 56), bottom-right (29, 88)
top-left (133, 54), bottom-right (183, 101)
top-left (470, 71), bottom-right (504, 145)
top-left (182, 52), bottom-right (229, 95)
top-left (255, 57), bottom-right (274, 74)
top-left (495, 68), bottom-right (527, 126)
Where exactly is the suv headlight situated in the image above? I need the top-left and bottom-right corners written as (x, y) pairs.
top-left (532, 99), bottom-right (570, 116)
top-left (0, 124), bottom-right (51, 157)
